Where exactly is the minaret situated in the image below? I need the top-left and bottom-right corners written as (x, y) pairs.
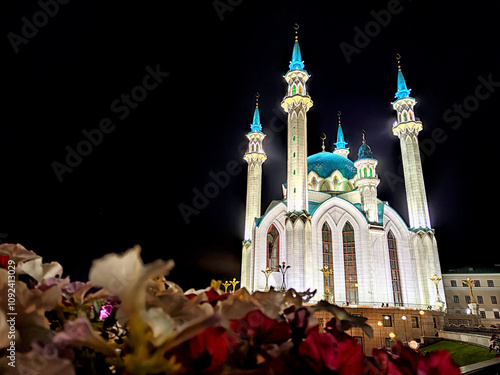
top-left (281, 25), bottom-right (314, 292)
top-left (354, 132), bottom-right (380, 224)
top-left (241, 94), bottom-right (267, 289)
top-left (281, 25), bottom-right (313, 213)
top-left (392, 55), bottom-right (431, 230)
top-left (333, 111), bottom-right (350, 158)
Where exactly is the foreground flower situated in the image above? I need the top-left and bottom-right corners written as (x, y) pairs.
top-left (88, 245), bottom-right (175, 323)
top-left (0, 243), bottom-right (39, 263)
top-left (298, 325), bottom-right (365, 374)
top-left (53, 312), bottom-right (118, 357)
top-left (16, 257), bottom-right (63, 283)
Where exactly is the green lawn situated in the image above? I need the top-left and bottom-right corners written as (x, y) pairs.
top-left (419, 339), bottom-right (497, 367)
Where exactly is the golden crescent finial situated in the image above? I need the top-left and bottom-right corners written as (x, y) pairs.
top-left (256, 92), bottom-right (260, 98)
top-left (255, 92), bottom-right (260, 107)
top-left (320, 133), bottom-right (326, 152)
top-left (294, 23), bottom-right (299, 31)
top-left (396, 53), bottom-right (401, 71)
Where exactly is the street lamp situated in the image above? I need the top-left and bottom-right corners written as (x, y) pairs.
top-left (419, 310), bottom-right (425, 338)
top-left (389, 332), bottom-right (396, 347)
top-left (261, 267), bottom-right (274, 292)
top-left (276, 262), bottom-right (290, 292)
top-left (319, 265), bottom-right (333, 302)
top-left (229, 278), bottom-right (239, 293)
top-left (377, 321), bottom-right (383, 348)
top-left (401, 315), bottom-right (408, 343)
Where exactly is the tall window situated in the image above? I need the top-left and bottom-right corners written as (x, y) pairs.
top-left (343, 222), bottom-right (358, 304)
top-left (387, 231), bottom-right (403, 306)
top-left (267, 225), bottom-right (279, 269)
top-left (322, 223), bottom-right (334, 299)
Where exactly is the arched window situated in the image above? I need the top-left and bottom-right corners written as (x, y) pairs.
top-left (322, 223), bottom-right (334, 300)
top-left (267, 225), bottom-right (279, 270)
top-left (363, 168), bottom-right (367, 178)
top-left (333, 176), bottom-right (339, 189)
top-left (388, 231), bottom-right (403, 306)
top-left (292, 85), bottom-right (296, 95)
top-left (343, 221), bottom-right (358, 304)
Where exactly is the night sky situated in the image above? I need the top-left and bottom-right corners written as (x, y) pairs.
top-left (1, 1), bottom-right (499, 290)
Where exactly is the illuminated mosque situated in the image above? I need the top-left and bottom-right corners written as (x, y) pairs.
top-left (240, 29), bottom-right (445, 310)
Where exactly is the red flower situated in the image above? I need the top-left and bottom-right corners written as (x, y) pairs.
top-left (0, 254), bottom-right (9, 268)
top-left (298, 325), bottom-right (365, 374)
top-left (230, 309), bottom-right (292, 346)
top-left (168, 326), bottom-right (237, 374)
top-left (185, 287), bottom-right (229, 306)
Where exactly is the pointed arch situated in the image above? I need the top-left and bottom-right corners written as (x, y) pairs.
top-left (342, 221), bottom-right (358, 304)
top-left (388, 230), bottom-right (403, 306)
top-left (267, 224), bottom-right (279, 270)
top-left (322, 222), bottom-right (334, 299)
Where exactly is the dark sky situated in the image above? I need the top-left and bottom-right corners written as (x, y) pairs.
top-left (0, 1), bottom-right (499, 289)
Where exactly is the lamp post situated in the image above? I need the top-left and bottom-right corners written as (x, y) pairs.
top-left (462, 277), bottom-right (476, 303)
top-left (261, 267), bottom-right (274, 292)
top-left (377, 321), bottom-right (383, 348)
top-left (230, 278), bottom-right (239, 293)
top-left (419, 310), bottom-right (425, 339)
top-left (429, 274), bottom-right (443, 301)
top-left (319, 265), bottom-right (333, 302)
top-left (401, 315), bottom-right (408, 344)
top-left (222, 281), bottom-right (230, 293)
top-left (276, 262), bottom-right (290, 292)
top-left (389, 332), bottom-right (396, 347)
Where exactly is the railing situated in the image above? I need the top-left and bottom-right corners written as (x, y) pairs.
top-left (460, 358), bottom-right (500, 374)
top-left (332, 301), bottom-right (434, 310)
top-left (443, 325), bottom-right (500, 336)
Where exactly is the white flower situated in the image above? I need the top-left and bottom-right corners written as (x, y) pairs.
top-left (140, 307), bottom-right (175, 347)
top-left (88, 245), bottom-right (175, 323)
top-left (17, 258), bottom-right (63, 283)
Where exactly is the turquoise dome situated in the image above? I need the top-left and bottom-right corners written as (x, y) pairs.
top-left (307, 152), bottom-right (357, 179)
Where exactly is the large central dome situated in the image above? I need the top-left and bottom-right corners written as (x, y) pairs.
top-left (307, 152), bottom-right (357, 179)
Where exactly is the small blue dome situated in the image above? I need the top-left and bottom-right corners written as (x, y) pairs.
top-left (357, 143), bottom-right (373, 160)
top-left (307, 152), bottom-right (357, 179)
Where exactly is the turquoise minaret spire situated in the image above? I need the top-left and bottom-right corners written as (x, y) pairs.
top-left (288, 24), bottom-right (306, 71)
top-left (394, 54), bottom-right (411, 100)
top-left (333, 111), bottom-right (349, 158)
top-left (250, 101), bottom-right (262, 133)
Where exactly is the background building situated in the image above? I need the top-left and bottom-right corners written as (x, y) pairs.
top-left (443, 266), bottom-right (500, 327)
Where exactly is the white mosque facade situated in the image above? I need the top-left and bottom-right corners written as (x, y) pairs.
top-left (240, 33), bottom-right (444, 310)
